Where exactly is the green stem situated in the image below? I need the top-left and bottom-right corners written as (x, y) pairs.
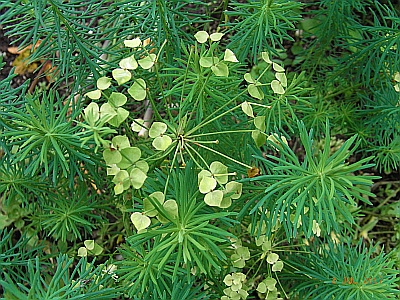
top-left (323, 84), bottom-right (361, 100)
top-left (369, 231), bottom-right (395, 234)
top-left (184, 146), bottom-right (204, 170)
top-left (185, 143), bottom-right (210, 169)
top-left (275, 272), bottom-right (288, 299)
top-left (163, 141), bottom-right (182, 195)
top-left (184, 139), bottom-right (218, 145)
top-left (193, 142), bottom-right (252, 169)
top-left (145, 140), bottom-right (178, 162)
top-left (189, 129), bottom-right (254, 139)
top-left (246, 256), bottom-right (264, 279)
top-left (179, 46), bottom-right (194, 123)
top-left (251, 102), bottom-right (272, 109)
top-left (369, 187), bottom-right (400, 213)
top-left (179, 145), bottom-right (187, 167)
top-left (153, 40), bottom-right (174, 121)
top-left (186, 100), bottom-right (245, 136)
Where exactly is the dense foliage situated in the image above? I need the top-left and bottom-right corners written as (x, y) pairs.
top-left (0, 0), bottom-right (399, 299)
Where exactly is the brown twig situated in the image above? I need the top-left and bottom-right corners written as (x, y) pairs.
top-left (28, 60), bottom-right (51, 94)
top-left (138, 100), bottom-right (153, 138)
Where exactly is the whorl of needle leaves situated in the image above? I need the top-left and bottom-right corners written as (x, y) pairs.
top-left (245, 121), bottom-right (379, 238)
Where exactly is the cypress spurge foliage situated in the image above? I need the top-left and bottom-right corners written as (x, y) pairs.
top-left (287, 239), bottom-right (400, 300)
top-left (3, 92), bottom-right (95, 185)
top-left (37, 184), bottom-right (104, 242)
top-left (0, 255), bottom-right (120, 299)
top-left (225, 0), bottom-right (302, 61)
top-left (0, 230), bottom-right (44, 285)
top-left (246, 121), bottom-right (379, 238)
top-left (117, 164), bottom-right (236, 298)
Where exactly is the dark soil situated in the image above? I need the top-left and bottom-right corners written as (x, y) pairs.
top-left (0, 25), bottom-right (19, 83)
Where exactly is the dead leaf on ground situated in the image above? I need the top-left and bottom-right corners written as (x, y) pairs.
top-left (7, 41), bottom-right (57, 82)
top-left (7, 40), bottom-right (42, 54)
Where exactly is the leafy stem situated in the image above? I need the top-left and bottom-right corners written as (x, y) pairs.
top-left (186, 98), bottom-right (245, 136)
top-left (193, 142), bottom-right (252, 169)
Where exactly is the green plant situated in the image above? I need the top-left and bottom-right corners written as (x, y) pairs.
top-left (225, 0), bottom-right (302, 62)
top-left (2, 92), bottom-right (98, 185)
top-left (0, 230), bottom-right (44, 285)
top-left (0, 254), bottom-right (121, 299)
top-left (0, 157), bottom-right (50, 208)
top-left (334, 1), bottom-right (400, 86)
top-left (36, 183), bottom-right (104, 242)
top-left (244, 121), bottom-right (379, 238)
top-left (117, 164), bottom-right (236, 297)
top-left (286, 239), bottom-right (400, 300)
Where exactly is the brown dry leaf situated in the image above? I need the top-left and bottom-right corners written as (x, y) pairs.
top-left (8, 41), bottom-right (57, 82)
top-left (7, 46), bottom-right (21, 54)
top-left (142, 37), bottom-right (155, 54)
top-left (247, 166), bottom-right (261, 178)
top-left (9, 41), bottom-right (43, 75)
top-left (7, 40), bottom-right (41, 54)
top-left (42, 60), bottom-right (58, 82)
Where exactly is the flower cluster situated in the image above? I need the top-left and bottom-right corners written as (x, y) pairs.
top-left (222, 272), bottom-right (249, 300)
